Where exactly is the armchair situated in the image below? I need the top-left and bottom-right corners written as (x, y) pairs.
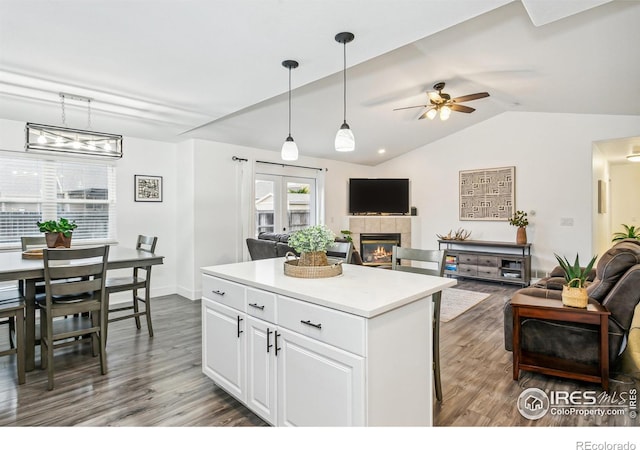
top-left (504, 239), bottom-right (640, 369)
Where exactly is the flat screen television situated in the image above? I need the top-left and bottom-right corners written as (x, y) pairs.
top-left (348, 178), bottom-right (410, 214)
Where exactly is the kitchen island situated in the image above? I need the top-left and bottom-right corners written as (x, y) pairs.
top-left (201, 258), bottom-right (456, 426)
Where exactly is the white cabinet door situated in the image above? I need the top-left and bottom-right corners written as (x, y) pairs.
top-left (276, 328), bottom-right (365, 427)
top-left (202, 298), bottom-right (246, 402)
top-left (246, 316), bottom-right (277, 425)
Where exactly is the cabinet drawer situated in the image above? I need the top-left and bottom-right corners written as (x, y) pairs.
top-left (202, 275), bottom-right (245, 311)
top-left (457, 264), bottom-right (477, 276)
top-left (277, 295), bottom-right (365, 356)
top-left (476, 255), bottom-right (498, 267)
top-left (458, 254), bottom-right (477, 264)
top-left (246, 288), bottom-right (276, 323)
top-left (476, 266), bottom-right (498, 278)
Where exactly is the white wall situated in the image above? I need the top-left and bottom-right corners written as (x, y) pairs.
top-left (373, 112), bottom-right (640, 274)
top-left (185, 139), bottom-right (373, 300)
top-left (592, 144), bottom-right (611, 258)
top-left (610, 163), bottom-right (640, 237)
top-left (0, 118), bottom-right (179, 299)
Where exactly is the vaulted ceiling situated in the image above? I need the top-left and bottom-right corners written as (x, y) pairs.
top-left (1, 0), bottom-right (638, 165)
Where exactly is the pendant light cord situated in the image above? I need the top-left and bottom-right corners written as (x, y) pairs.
top-left (342, 41), bottom-right (347, 124)
top-left (288, 66), bottom-right (292, 137)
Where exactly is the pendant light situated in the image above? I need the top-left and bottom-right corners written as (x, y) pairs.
top-left (335, 32), bottom-right (355, 152)
top-left (281, 60), bottom-right (299, 161)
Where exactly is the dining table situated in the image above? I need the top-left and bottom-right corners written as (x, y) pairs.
top-left (0, 245), bottom-right (164, 371)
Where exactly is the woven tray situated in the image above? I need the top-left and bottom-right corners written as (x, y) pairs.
top-left (283, 257), bottom-right (342, 279)
top-left (22, 249), bottom-right (44, 259)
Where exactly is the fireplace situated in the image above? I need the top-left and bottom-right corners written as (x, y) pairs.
top-left (360, 233), bottom-right (401, 266)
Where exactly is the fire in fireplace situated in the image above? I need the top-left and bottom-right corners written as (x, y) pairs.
top-left (360, 233), bottom-right (401, 266)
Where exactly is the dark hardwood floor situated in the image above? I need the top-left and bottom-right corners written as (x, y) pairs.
top-left (0, 279), bottom-right (638, 427)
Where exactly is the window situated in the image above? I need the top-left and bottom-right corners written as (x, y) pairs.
top-left (0, 152), bottom-right (117, 248)
top-left (254, 174), bottom-right (316, 237)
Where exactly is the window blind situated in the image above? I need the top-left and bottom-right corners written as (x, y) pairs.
top-left (0, 151), bottom-right (117, 248)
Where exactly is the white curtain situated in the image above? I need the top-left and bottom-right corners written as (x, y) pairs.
top-left (235, 157), bottom-right (255, 262)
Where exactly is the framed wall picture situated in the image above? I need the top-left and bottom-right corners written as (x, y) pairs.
top-left (598, 179), bottom-right (607, 214)
top-left (134, 175), bottom-right (163, 202)
top-left (459, 166), bottom-right (515, 221)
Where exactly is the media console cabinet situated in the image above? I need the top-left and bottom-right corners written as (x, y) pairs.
top-left (438, 239), bottom-right (531, 287)
top-left (200, 258), bottom-right (455, 426)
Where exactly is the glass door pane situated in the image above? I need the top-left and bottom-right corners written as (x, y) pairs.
top-left (286, 181), bottom-right (313, 232)
top-left (254, 177), bottom-right (278, 237)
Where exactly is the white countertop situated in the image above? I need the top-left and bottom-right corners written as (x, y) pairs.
top-left (201, 258), bottom-right (456, 318)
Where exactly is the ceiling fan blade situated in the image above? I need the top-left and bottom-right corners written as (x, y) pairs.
top-left (451, 92), bottom-right (490, 103)
top-left (393, 104), bottom-right (428, 111)
top-left (418, 108), bottom-right (436, 120)
top-left (427, 91), bottom-right (442, 102)
top-left (450, 104), bottom-right (475, 113)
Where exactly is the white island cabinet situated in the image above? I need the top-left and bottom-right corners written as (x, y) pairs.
top-left (201, 258), bottom-right (456, 427)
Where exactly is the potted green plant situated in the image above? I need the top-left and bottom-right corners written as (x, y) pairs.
top-left (612, 224), bottom-right (640, 242)
top-left (36, 217), bottom-right (78, 248)
top-left (509, 210), bottom-right (529, 244)
top-left (288, 225), bottom-right (335, 267)
top-left (553, 253), bottom-right (597, 308)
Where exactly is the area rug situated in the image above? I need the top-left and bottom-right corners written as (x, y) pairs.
top-left (439, 288), bottom-right (491, 322)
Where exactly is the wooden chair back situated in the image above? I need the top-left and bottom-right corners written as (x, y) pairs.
top-left (326, 240), bottom-right (353, 263)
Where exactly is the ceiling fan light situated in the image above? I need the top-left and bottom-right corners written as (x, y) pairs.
top-left (281, 136), bottom-right (299, 161)
top-left (426, 108), bottom-right (438, 120)
top-left (626, 153), bottom-right (640, 162)
top-left (440, 105), bottom-right (451, 121)
top-left (335, 123), bottom-right (355, 152)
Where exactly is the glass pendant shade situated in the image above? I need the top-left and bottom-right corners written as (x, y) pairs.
top-left (281, 136), bottom-right (299, 161)
top-left (335, 123), bottom-right (355, 152)
top-left (426, 108), bottom-right (438, 120)
top-left (335, 32), bottom-right (355, 153)
top-left (440, 105), bottom-right (451, 121)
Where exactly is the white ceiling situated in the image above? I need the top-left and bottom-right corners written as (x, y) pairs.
top-left (1, 0), bottom-right (639, 166)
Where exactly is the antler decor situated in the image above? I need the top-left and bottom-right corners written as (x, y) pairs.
top-left (436, 228), bottom-right (472, 241)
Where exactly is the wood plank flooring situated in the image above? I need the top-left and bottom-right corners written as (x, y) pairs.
top-left (0, 280), bottom-right (638, 427)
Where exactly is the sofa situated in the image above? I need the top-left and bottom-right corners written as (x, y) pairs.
top-left (504, 239), bottom-right (640, 369)
top-left (246, 232), bottom-right (361, 264)
top-left (246, 232), bottom-right (296, 260)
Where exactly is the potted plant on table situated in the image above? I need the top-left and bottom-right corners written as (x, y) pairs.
top-left (554, 253), bottom-right (598, 308)
top-left (288, 225), bottom-right (335, 267)
top-left (36, 217), bottom-right (77, 248)
top-left (509, 210), bottom-right (529, 245)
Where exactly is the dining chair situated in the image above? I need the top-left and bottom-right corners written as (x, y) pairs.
top-left (0, 289), bottom-right (25, 384)
top-left (39, 245), bottom-right (109, 390)
top-left (326, 239), bottom-right (353, 264)
top-left (105, 235), bottom-right (158, 343)
top-left (391, 245), bottom-right (446, 402)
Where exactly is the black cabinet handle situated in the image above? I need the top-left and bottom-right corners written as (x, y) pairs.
top-left (237, 316), bottom-right (243, 338)
top-left (212, 289), bottom-right (225, 296)
top-left (301, 319), bottom-right (322, 329)
top-left (274, 332), bottom-right (281, 356)
top-left (249, 303), bottom-right (265, 310)
top-left (267, 328), bottom-right (273, 353)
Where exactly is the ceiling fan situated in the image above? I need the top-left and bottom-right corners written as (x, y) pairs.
top-left (394, 82), bottom-right (489, 121)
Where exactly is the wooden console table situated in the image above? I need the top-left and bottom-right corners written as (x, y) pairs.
top-left (438, 240), bottom-right (531, 286)
top-left (511, 295), bottom-right (610, 389)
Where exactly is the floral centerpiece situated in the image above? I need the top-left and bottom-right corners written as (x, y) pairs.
top-left (508, 210), bottom-right (529, 244)
top-left (288, 225), bottom-right (335, 267)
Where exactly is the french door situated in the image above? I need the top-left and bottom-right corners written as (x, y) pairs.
top-left (254, 175), bottom-right (316, 237)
